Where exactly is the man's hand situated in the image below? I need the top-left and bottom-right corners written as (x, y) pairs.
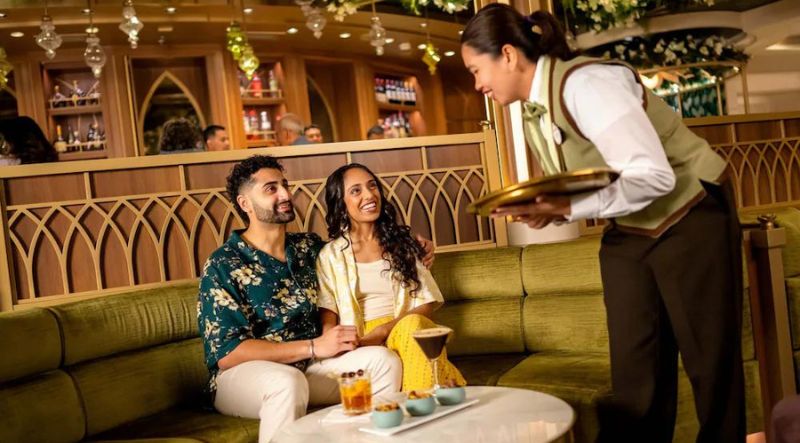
top-left (313, 325), bottom-right (358, 358)
top-left (416, 234), bottom-right (435, 268)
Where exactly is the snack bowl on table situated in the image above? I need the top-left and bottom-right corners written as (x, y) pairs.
top-left (404, 390), bottom-right (437, 416)
top-left (435, 380), bottom-right (466, 406)
top-left (371, 402), bottom-right (404, 428)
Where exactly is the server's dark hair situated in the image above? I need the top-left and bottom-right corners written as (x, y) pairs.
top-left (461, 4), bottom-right (575, 62)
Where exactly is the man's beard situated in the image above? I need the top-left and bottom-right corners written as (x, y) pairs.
top-left (253, 200), bottom-right (296, 224)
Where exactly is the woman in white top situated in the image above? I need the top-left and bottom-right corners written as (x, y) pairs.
top-left (460, 4), bottom-right (743, 443)
top-left (316, 163), bottom-right (465, 391)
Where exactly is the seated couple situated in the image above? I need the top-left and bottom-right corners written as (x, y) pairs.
top-left (197, 155), bottom-right (465, 442)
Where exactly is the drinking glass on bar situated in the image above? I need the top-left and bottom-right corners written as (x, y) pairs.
top-left (412, 327), bottom-right (453, 390)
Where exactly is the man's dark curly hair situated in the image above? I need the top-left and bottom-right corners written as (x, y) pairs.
top-left (226, 155), bottom-right (285, 224)
top-left (324, 163), bottom-right (425, 295)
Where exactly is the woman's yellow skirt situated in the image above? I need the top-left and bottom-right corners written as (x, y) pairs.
top-left (365, 314), bottom-right (466, 392)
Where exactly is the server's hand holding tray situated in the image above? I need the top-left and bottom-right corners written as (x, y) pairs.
top-left (467, 168), bottom-right (620, 217)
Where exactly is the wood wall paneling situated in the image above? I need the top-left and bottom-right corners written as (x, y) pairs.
top-left (735, 120), bottom-right (783, 143)
top-left (306, 62), bottom-right (360, 142)
top-left (426, 144), bottom-right (482, 169)
top-left (281, 55), bottom-right (312, 124)
top-left (441, 65), bottom-right (485, 135)
top-left (351, 149), bottom-right (423, 173)
top-left (91, 167), bottom-right (182, 198)
top-left (5, 174), bottom-right (87, 206)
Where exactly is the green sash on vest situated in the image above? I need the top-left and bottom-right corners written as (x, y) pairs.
top-left (522, 55), bottom-right (727, 237)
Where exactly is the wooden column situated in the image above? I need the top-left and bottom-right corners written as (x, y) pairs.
top-left (746, 215), bottom-right (797, 440)
top-left (281, 55), bottom-right (311, 124)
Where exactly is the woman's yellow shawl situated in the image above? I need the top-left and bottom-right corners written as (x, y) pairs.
top-left (316, 235), bottom-right (443, 337)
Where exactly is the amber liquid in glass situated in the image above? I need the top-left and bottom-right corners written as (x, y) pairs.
top-left (339, 375), bottom-right (372, 415)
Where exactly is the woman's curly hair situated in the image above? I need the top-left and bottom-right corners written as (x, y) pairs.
top-left (324, 163), bottom-right (425, 295)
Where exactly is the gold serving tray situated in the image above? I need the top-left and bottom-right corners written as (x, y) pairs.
top-left (468, 168), bottom-right (620, 216)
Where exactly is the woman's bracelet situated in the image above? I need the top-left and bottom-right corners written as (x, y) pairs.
top-left (309, 338), bottom-right (316, 360)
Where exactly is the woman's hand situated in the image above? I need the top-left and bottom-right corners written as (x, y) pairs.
top-left (491, 195), bottom-right (571, 229)
top-left (416, 234), bottom-right (435, 268)
top-left (358, 323), bottom-right (392, 347)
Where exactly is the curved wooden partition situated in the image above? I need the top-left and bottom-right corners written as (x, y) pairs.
top-left (0, 130), bottom-right (506, 311)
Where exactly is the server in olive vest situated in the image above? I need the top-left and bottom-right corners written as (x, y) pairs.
top-left (460, 4), bottom-right (743, 443)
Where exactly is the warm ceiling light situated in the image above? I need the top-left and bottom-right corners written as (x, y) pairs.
top-left (417, 43), bottom-right (426, 50)
top-left (0, 12), bottom-right (6, 19)
top-left (287, 27), bottom-right (298, 34)
top-left (339, 32), bottom-right (351, 39)
top-left (157, 25), bottom-right (173, 32)
top-left (243, 7), bottom-right (253, 14)
top-left (82, 8), bottom-right (91, 15)
top-left (458, 30), bottom-right (463, 35)
top-left (420, 22), bottom-right (427, 28)
top-left (165, 6), bottom-right (177, 14)
top-left (10, 31), bottom-right (24, 38)
top-left (444, 50), bottom-right (455, 57)
top-left (398, 42), bottom-right (411, 51)
top-left (385, 37), bottom-right (394, 44)
top-left (85, 26), bottom-right (99, 34)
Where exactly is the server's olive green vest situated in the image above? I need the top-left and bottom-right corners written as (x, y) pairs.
top-left (524, 56), bottom-right (727, 237)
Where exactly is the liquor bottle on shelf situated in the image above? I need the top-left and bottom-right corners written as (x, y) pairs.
top-left (248, 109), bottom-right (258, 135)
top-left (86, 81), bottom-right (101, 105)
top-left (243, 115), bottom-right (251, 136)
top-left (71, 80), bottom-right (84, 107)
top-left (268, 70), bottom-right (279, 95)
top-left (260, 111), bottom-right (272, 132)
top-left (375, 78), bottom-right (386, 103)
top-left (251, 73), bottom-right (263, 98)
top-left (66, 125), bottom-right (76, 145)
top-left (397, 113), bottom-right (407, 138)
top-left (51, 85), bottom-right (68, 108)
top-left (53, 125), bottom-right (68, 153)
top-left (409, 83), bottom-right (417, 106)
top-left (404, 81), bottom-right (415, 106)
top-left (72, 129), bottom-right (81, 150)
top-left (386, 78), bottom-right (395, 103)
top-left (87, 123), bottom-right (96, 142)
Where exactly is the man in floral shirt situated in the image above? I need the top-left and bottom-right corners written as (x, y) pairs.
top-left (198, 155), bottom-right (402, 443)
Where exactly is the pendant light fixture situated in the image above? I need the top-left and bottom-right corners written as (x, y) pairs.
top-left (84, 4), bottom-right (106, 78)
top-left (368, 2), bottom-right (386, 56)
top-left (35, 0), bottom-right (63, 60)
top-left (119, 0), bottom-right (144, 49)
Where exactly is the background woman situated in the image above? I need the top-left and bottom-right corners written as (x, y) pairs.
top-left (460, 4), bottom-right (743, 442)
top-left (316, 163), bottom-right (465, 392)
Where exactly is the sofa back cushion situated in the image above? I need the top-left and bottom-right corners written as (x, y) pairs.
top-left (431, 247), bottom-right (525, 356)
top-left (521, 237), bottom-right (609, 353)
top-left (49, 282), bottom-right (199, 366)
top-left (0, 370), bottom-right (85, 443)
top-left (0, 309), bottom-right (62, 383)
top-left (69, 338), bottom-right (207, 436)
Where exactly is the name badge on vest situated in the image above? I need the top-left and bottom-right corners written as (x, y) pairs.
top-left (552, 123), bottom-right (564, 145)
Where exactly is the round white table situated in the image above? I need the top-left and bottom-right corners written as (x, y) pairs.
top-left (273, 386), bottom-right (575, 443)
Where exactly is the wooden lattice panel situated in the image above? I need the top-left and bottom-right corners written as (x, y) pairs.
top-left (0, 133), bottom-right (505, 307)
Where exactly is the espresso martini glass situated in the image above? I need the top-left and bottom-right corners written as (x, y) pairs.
top-left (412, 327), bottom-right (453, 390)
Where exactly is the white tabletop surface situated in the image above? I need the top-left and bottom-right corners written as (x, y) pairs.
top-left (273, 386), bottom-right (575, 443)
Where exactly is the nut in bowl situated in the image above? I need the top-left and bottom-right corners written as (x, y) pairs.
top-left (435, 380), bottom-right (466, 406)
top-left (404, 390), bottom-right (437, 416)
top-left (371, 402), bottom-right (404, 428)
